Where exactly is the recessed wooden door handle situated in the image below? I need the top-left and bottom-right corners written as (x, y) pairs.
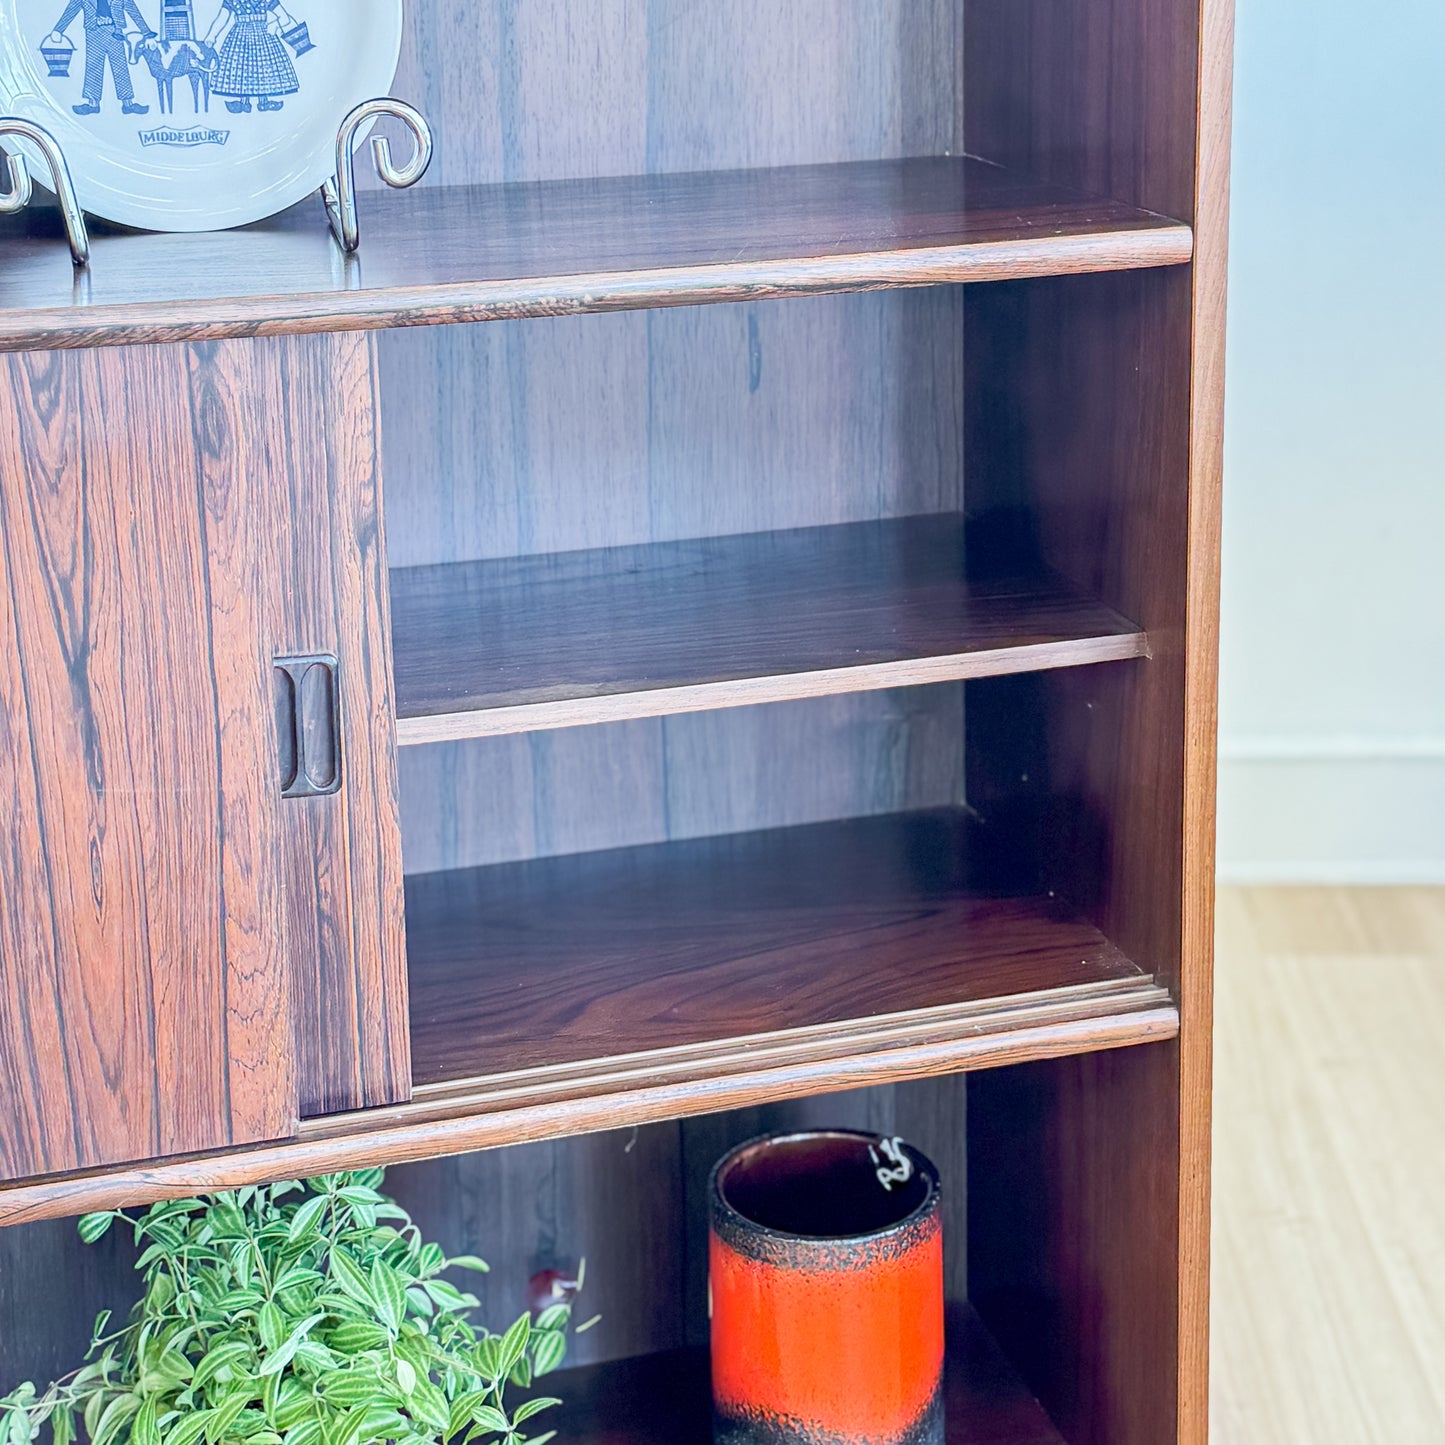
top-left (274, 654), bottom-right (342, 799)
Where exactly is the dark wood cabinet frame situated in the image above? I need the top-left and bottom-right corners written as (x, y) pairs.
top-left (0, 3), bottom-right (1231, 1439)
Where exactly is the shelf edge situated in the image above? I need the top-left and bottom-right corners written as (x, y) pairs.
top-left (396, 631), bottom-right (1152, 744)
top-left (0, 985), bottom-right (1175, 1227)
top-left (0, 227), bottom-right (1194, 354)
top-left (405, 977), bottom-right (1168, 1102)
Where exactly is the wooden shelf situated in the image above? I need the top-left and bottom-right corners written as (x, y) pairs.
top-left (0, 157), bottom-right (1192, 351)
top-left (407, 809), bottom-right (1172, 1088)
top-left (391, 516), bottom-right (1149, 743)
top-left (533, 1306), bottom-right (1064, 1444)
top-left (0, 809), bottom-right (1174, 1226)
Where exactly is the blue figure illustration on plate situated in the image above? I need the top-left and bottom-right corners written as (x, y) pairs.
top-left (37, 0), bottom-right (316, 120)
top-left (202, 0), bottom-right (314, 113)
top-left (43, 0), bottom-right (157, 115)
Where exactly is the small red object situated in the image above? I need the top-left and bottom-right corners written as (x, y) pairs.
top-left (527, 1267), bottom-right (580, 1316)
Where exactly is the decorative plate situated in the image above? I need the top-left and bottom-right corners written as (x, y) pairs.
top-left (0, 0), bottom-right (403, 231)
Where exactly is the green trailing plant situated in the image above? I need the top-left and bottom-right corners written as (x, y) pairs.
top-left (1, 1170), bottom-right (589, 1445)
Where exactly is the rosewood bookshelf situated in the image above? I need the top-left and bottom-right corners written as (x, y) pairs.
top-left (0, 3), bottom-right (1233, 1441)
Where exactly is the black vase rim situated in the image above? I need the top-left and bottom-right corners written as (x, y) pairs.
top-left (710, 1128), bottom-right (942, 1248)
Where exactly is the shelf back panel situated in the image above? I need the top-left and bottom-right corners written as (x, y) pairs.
top-left (400, 690), bottom-right (964, 877)
top-left (384, 1), bottom-right (964, 191)
top-left (380, 290), bottom-right (965, 569)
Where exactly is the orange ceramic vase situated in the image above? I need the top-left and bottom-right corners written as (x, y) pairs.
top-left (710, 1130), bottom-right (945, 1445)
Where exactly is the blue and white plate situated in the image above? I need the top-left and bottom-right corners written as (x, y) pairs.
top-left (0, 0), bottom-right (403, 231)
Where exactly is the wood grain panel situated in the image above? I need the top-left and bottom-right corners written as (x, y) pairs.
top-left (654, 693), bottom-right (967, 866)
top-left (388, 0), bottom-right (645, 188)
top-left (386, 0), bottom-right (963, 189)
top-left (399, 721), bottom-right (669, 877)
top-left (381, 283), bottom-right (968, 564)
top-left (259, 334), bottom-right (411, 1117)
top-left (640, 285), bottom-right (967, 548)
top-left (178, 334), bottom-right (411, 1121)
top-left (0, 159), bottom-right (1191, 354)
top-left (0, 344), bottom-right (292, 1181)
top-left (390, 517), bottom-right (1147, 744)
top-left (636, 0), bottom-right (963, 176)
top-left (379, 306), bottom-right (655, 570)
top-left (0, 335), bottom-right (408, 1184)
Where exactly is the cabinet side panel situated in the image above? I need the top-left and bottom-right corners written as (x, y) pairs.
top-left (969, 1049), bottom-right (1180, 1445)
top-left (964, 0), bottom-right (1231, 1431)
top-left (1179, 0), bottom-right (1234, 1437)
top-left (963, 0), bottom-right (1228, 1433)
top-left (962, 27), bottom-right (1199, 1421)
top-left (966, 269), bottom-right (1193, 987)
top-left (194, 335), bottom-right (410, 1117)
top-left (0, 346), bottom-right (294, 1179)
top-left (965, 0), bottom-right (1199, 221)
top-left (962, 269), bottom-right (1191, 1445)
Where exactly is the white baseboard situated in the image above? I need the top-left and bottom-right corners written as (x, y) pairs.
top-left (1217, 747), bottom-right (1445, 885)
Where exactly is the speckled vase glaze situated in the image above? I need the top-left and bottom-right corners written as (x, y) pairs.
top-left (709, 1130), bottom-right (945, 1445)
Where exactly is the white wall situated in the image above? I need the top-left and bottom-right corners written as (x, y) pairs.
top-left (1217, 0), bottom-right (1445, 883)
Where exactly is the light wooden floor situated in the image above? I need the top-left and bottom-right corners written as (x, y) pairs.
top-left (1211, 887), bottom-right (1445, 1442)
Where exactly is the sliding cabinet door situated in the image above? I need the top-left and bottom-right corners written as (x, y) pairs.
top-left (0, 333), bottom-right (408, 1184)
